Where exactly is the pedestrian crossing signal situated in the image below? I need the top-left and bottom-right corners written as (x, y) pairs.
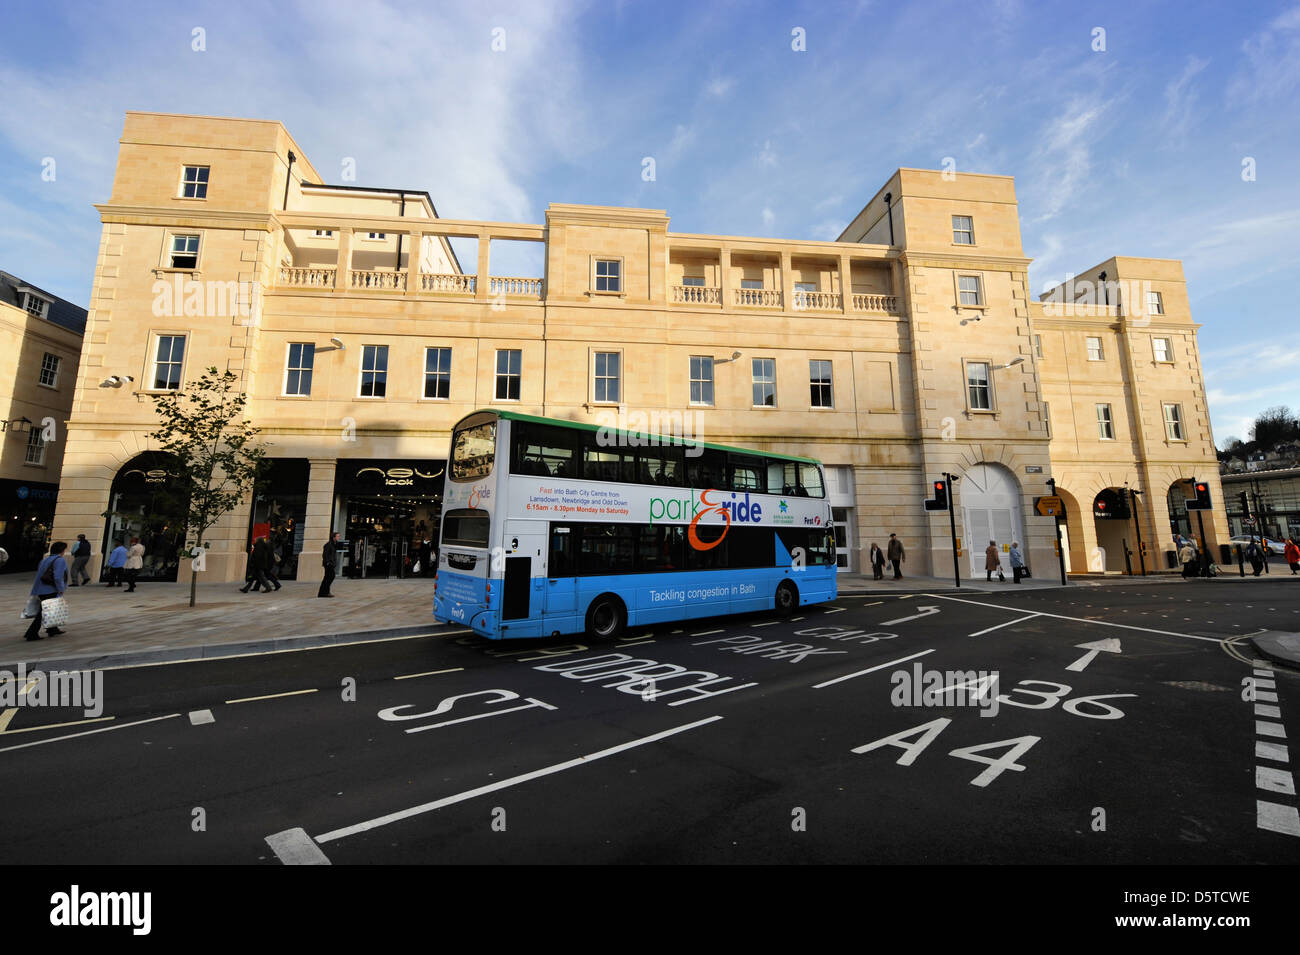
top-left (925, 479), bottom-right (949, 511)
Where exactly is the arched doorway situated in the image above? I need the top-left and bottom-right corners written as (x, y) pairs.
top-left (102, 452), bottom-right (190, 582)
top-left (960, 463), bottom-right (1024, 577)
top-left (1055, 486), bottom-right (1085, 573)
top-left (1092, 487), bottom-right (1132, 572)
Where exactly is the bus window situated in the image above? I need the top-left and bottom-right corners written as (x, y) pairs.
top-left (766, 460), bottom-right (784, 495)
top-left (686, 530), bottom-right (727, 570)
top-left (637, 525), bottom-right (684, 571)
top-left (584, 448), bottom-right (633, 483)
top-left (442, 509), bottom-right (490, 547)
top-left (451, 421), bottom-right (496, 481)
top-left (638, 445), bottom-right (684, 487)
top-left (579, 524), bottom-right (635, 574)
top-left (513, 423), bottom-right (578, 478)
top-left (730, 456), bottom-right (764, 492)
top-left (548, 525), bottom-right (574, 577)
top-left (686, 449), bottom-right (727, 490)
top-left (799, 463), bottom-right (825, 498)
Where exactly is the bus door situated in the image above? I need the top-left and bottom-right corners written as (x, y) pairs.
top-left (543, 524), bottom-right (578, 618)
top-left (502, 521), bottom-right (546, 621)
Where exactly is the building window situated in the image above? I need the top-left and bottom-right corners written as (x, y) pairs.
top-left (1096, 403), bottom-right (1114, 439)
top-left (495, 349), bottom-right (522, 401)
top-left (1043, 401), bottom-right (1051, 437)
top-left (958, 275), bottom-right (983, 306)
top-left (359, 345), bottom-right (388, 397)
top-left (424, 347), bottom-right (451, 399)
top-left (169, 234), bottom-right (200, 269)
top-left (593, 351), bottom-right (621, 403)
top-left (690, 355), bottom-right (714, 406)
top-left (180, 165), bottom-right (209, 199)
top-left (39, 352), bottom-right (61, 388)
top-left (153, 335), bottom-right (186, 390)
top-left (1086, 336), bottom-right (1104, 361)
top-left (681, 276), bottom-right (705, 287)
top-left (284, 343), bottom-right (315, 396)
top-left (1147, 291), bottom-right (1164, 315)
top-left (752, 358), bottom-right (776, 407)
top-left (365, 232), bottom-right (387, 240)
top-left (1163, 403), bottom-right (1185, 441)
top-left (1033, 334), bottom-right (1043, 358)
top-left (810, 359), bottom-right (833, 408)
top-left (594, 259), bottom-right (621, 293)
top-left (952, 215), bottom-right (975, 245)
top-left (25, 429), bottom-right (46, 466)
top-left (966, 361), bottom-right (992, 410)
top-left (23, 293), bottom-right (50, 318)
top-left (313, 229), bottom-right (334, 237)
top-left (740, 279), bottom-right (763, 289)
top-left (1153, 337), bottom-right (1172, 362)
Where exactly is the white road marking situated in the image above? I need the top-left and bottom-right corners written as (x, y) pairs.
top-left (1257, 691), bottom-right (1279, 702)
top-left (1257, 741), bottom-right (1290, 762)
top-left (225, 688), bottom-right (318, 705)
top-left (791, 616), bottom-right (804, 621)
top-left (1065, 638), bottom-right (1123, 672)
top-left (1257, 801), bottom-right (1300, 837)
top-left (265, 827), bottom-right (332, 865)
top-left (1256, 766), bottom-right (1296, 796)
top-left (881, 606), bottom-right (940, 626)
top-left (1255, 704), bottom-right (1283, 719)
top-left (394, 667), bottom-right (464, 680)
top-left (752, 621), bottom-right (779, 627)
top-left (812, 649), bottom-right (936, 689)
top-left (0, 714), bottom-right (179, 754)
top-left (188, 709), bottom-right (214, 725)
top-left (691, 629), bottom-right (724, 637)
top-left (1256, 679), bottom-right (1277, 689)
top-left (822, 607), bottom-right (846, 615)
top-left (1254, 669), bottom-right (1273, 677)
top-left (404, 699), bottom-right (557, 733)
top-left (926, 594), bottom-right (1224, 644)
top-left (969, 614), bottom-right (1041, 638)
top-left (0, 715), bottom-right (115, 735)
top-left (1257, 721), bottom-right (1287, 739)
top-left (312, 716), bottom-right (723, 844)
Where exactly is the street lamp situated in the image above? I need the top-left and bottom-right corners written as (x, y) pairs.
top-left (992, 358), bottom-right (1025, 370)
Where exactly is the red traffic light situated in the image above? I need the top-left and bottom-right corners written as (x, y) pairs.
top-left (1196, 483), bottom-right (1208, 493)
top-left (935, 481), bottom-right (945, 490)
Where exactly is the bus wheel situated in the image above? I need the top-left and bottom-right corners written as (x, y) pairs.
top-left (775, 580), bottom-right (799, 616)
top-left (585, 594), bottom-right (627, 641)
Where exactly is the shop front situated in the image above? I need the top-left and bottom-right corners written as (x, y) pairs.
top-left (0, 479), bottom-right (59, 573)
top-left (102, 451), bottom-right (189, 582)
top-left (333, 459), bottom-right (445, 579)
top-left (248, 458), bottom-right (310, 580)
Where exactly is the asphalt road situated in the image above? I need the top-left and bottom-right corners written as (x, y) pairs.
top-left (1, 579), bottom-right (1297, 864)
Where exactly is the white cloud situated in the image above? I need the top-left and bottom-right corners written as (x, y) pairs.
top-left (757, 140), bottom-right (777, 167)
top-left (705, 76), bottom-right (735, 98)
top-left (761, 207), bottom-right (775, 230)
top-left (1030, 98), bottom-right (1110, 223)
top-left (1228, 4), bottom-right (1300, 103)
top-left (1162, 55), bottom-right (1208, 142)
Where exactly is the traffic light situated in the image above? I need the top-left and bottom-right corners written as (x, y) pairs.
top-left (924, 479), bottom-right (949, 511)
top-left (1239, 491), bottom-right (1250, 516)
top-left (1186, 479), bottom-right (1213, 511)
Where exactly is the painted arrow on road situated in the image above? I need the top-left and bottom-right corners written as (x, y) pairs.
top-left (1065, 638), bottom-right (1122, 672)
top-left (881, 606), bottom-right (940, 626)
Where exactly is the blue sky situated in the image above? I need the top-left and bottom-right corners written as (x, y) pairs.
top-left (1, 0), bottom-right (1297, 445)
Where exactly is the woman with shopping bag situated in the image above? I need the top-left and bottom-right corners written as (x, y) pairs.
top-left (23, 541), bottom-right (70, 641)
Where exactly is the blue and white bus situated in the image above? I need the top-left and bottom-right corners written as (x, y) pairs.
top-left (433, 410), bottom-right (837, 640)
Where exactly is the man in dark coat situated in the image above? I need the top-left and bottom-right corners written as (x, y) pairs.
top-left (319, 532), bottom-right (339, 597)
top-left (251, 536), bottom-right (277, 593)
top-left (887, 534), bottom-right (905, 580)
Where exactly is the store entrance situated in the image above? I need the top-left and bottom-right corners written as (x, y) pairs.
top-left (343, 496), bottom-right (441, 578)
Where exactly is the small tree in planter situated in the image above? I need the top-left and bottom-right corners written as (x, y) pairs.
top-left (149, 367), bottom-right (266, 607)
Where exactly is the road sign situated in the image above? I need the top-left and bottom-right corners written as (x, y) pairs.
top-left (1035, 495), bottom-right (1064, 517)
top-left (1244, 516), bottom-right (1257, 527)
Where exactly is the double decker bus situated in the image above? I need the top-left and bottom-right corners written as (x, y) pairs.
top-left (433, 410), bottom-right (837, 640)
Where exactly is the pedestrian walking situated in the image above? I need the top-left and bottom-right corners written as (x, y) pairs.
top-left (123, 536), bottom-right (145, 592)
top-left (1285, 537), bottom-right (1300, 575)
top-left (869, 542), bottom-right (885, 580)
top-left (319, 532), bottom-right (339, 597)
top-left (419, 538), bottom-right (433, 578)
top-left (985, 541), bottom-right (1005, 582)
top-left (105, 539), bottom-right (128, 586)
top-left (251, 536), bottom-right (278, 593)
top-left (887, 534), bottom-right (905, 580)
top-left (1009, 541), bottom-right (1025, 584)
top-left (69, 534), bottom-right (92, 586)
top-left (1178, 541), bottom-right (1198, 578)
top-left (1246, 540), bottom-right (1265, 577)
top-left (23, 541), bottom-right (69, 641)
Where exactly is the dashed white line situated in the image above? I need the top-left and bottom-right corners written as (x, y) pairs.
top-left (1257, 721), bottom-right (1288, 739)
top-left (691, 629), bottom-right (724, 637)
top-left (1257, 801), bottom-right (1300, 836)
top-left (265, 827), bottom-right (332, 865)
top-left (1255, 704), bottom-right (1283, 719)
top-left (311, 716), bottom-right (724, 844)
top-left (188, 709), bottom-right (215, 725)
top-left (1257, 741), bottom-right (1290, 762)
top-left (1257, 766), bottom-right (1297, 796)
top-left (225, 688), bottom-right (318, 705)
top-left (394, 667), bottom-right (464, 681)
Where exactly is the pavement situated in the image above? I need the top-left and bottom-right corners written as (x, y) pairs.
top-left (3, 565), bottom-right (1299, 671)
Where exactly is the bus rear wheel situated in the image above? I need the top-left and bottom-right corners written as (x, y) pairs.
top-left (775, 580), bottom-right (799, 616)
top-left (585, 594), bottom-right (627, 641)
